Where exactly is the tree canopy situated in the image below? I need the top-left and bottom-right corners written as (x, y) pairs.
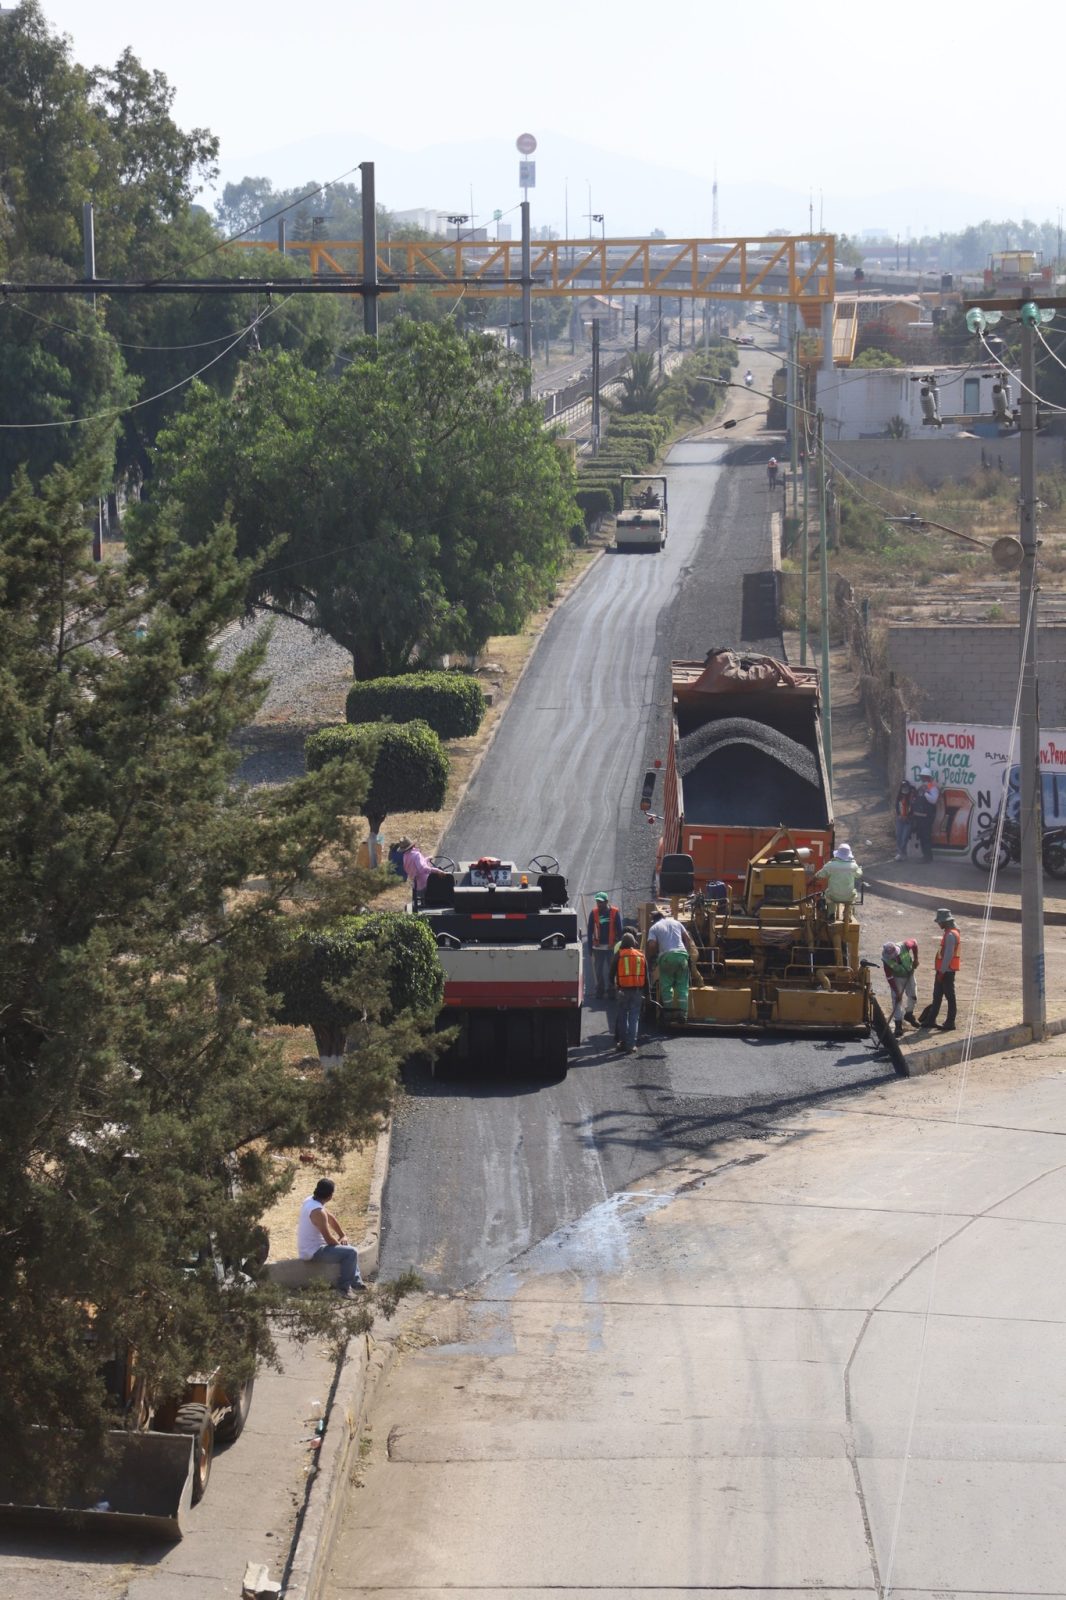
top-left (0, 3), bottom-right (343, 496)
top-left (139, 319), bottom-right (578, 677)
top-left (0, 464), bottom-right (431, 1499)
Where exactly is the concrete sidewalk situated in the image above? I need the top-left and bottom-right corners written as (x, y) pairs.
top-left (327, 1034), bottom-right (1066, 1598)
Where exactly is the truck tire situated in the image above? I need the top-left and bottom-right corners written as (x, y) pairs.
top-left (539, 1012), bottom-right (569, 1082)
top-left (505, 1012), bottom-right (536, 1073)
top-left (173, 1403), bottom-right (214, 1503)
top-left (215, 1377), bottom-right (255, 1445)
top-left (468, 1012), bottom-right (498, 1067)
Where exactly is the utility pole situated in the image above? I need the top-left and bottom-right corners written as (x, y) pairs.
top-left (800, 443), bottom-right (809, 666)
top-left (1018, 307), bottom-right (1046, 1036)
top-left (83, 202), bottom-right (104, 563)
top-left (520, 200), bottom-right (533, 402)
top-left (591, 318), bottom-right (601, 455)
top-left (781, 300), bottom-right (787, 496)
top-left (817, 411), bottom-right (833, 786)
top-left (360, 161), bottom-right (379, 336)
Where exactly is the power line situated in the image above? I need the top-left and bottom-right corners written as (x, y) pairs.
top-left (0, 298), bottom-right (290, 431)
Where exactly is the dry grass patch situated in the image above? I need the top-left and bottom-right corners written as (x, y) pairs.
top-left (258, 1025), bottom-right (379, 1258)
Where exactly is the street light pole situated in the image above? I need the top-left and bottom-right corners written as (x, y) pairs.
top-left (1018, 307), bottom-right (1046, 1037)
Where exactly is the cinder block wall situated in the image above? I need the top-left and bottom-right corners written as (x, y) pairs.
top-left (886, 625), bottom-right (1066, 724)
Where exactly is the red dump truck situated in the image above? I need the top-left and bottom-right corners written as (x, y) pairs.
top-left (652, 650), bottom-right (835, 893)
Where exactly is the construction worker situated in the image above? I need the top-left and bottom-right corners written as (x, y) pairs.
top-left (919, 908), bottom-right (960, 1031)
top-left (909, 769), bottom-right (940, 863)
top-left (814, 844), bottom-right (863, 917)
top-left (881, 941), bottom-right (919, 1038)
top-left (646, 912), bottom-right (701, 1026)
top-left (610, 932), bottom-right (647, 1055)
top-left (587, 892), bottom-right (623, 1001)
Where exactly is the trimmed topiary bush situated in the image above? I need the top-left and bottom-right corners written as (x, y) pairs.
top-left (345, 671), bottom-right (486, 740)
top-left (270, 912), bottom-right (444, 1060)
top-left (304, 719), bottom-right (448, 833)
top-left (305, 723), bottom-right (379, 775)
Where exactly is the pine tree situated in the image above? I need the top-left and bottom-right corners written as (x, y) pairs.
top-left (0, 467), bottom-right (431, 1498)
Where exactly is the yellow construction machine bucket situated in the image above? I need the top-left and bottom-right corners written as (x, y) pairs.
top-left (0, 1430), bottom-right (196, 1542)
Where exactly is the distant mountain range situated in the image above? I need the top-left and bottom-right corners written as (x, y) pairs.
top-left (214, 129), bottom-right (1044, 241)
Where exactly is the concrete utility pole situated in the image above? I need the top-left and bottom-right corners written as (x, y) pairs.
top-left (800, 443), bottom-right (809, 666)
top-left (590, 318), bottom-right (601, 455)
top-left (360, 161), bottom-right (379, 336)
top-left (787, 303), bottom-right (798, 510)
top-left (520, 200), bottom-right (533, 401)
top-left (817, 410), bottom-right (833, 787)
top-left (1018, 310), bottom-right (1046, 1036)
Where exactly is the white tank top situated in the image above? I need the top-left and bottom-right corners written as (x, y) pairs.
top-left (297, 1197), bottom-right (326, 1259)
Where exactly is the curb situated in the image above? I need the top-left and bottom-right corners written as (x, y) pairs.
top-left (282, 1334), bottom-right (395, 1600)
top-left (865, 872), bottom-right (1066, 926)
top-left (355, 1116), bottom-right (393, 1282)
top-left (898, 1011), bottom-right (1066, 1076)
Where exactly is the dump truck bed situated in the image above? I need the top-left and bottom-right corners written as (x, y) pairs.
top-left (657, 653), bottom-right (834, 892)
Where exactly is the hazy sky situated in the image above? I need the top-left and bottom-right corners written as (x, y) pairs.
top-left (37, 0), bottom-right (1066, 236)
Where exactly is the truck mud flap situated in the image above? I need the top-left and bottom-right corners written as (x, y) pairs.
top-left (0, 1430), bottom-right (195, 1543)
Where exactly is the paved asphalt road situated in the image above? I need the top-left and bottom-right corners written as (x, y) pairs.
top-left (380, 434), bottom-right (896, 1292)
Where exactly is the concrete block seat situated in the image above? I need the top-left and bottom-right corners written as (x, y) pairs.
top-left (265, 1256), bottom-right (346, 1290)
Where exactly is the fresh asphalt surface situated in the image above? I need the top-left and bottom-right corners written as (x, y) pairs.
top-left (381, 435), bottom-right (895, 1291)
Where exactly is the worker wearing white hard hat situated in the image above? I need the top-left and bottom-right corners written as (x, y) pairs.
top-left (813, 843), bottom-right (863, 911)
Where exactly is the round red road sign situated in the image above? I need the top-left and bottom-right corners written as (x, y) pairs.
top-left (515, 132), bottom-right (537, 155)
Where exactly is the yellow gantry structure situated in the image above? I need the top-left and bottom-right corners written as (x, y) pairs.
top-left (233, 235), bottom-right (836, 306)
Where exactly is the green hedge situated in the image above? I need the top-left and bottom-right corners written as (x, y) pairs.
top-left (574, 475), bottom-right (622, 511)
top-left (270, 912), bottom-right (444, 1056)
top-left (305, 719), bottom-right (448, 831)
top-left (345, 671), bottom-right (486, 740)
top-left (575, 485), bottom-right (615, 526)
top-left (607, 418), bottom-right (669, 447)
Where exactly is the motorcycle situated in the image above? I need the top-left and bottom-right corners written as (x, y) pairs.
top-left (970, 816), bottom-right (1066, 878)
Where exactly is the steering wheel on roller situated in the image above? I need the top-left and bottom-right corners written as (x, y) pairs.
top-left (527, 855), bottom-right (560, 875)
top-left (430, 855), bottom-right (458, 873)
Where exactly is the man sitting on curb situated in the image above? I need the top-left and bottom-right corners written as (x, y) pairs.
top-left (297, 1178), bottom-right (366, 1296)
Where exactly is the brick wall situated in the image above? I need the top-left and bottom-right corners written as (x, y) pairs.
top-left (886, 624), bottom-right (1066, 724)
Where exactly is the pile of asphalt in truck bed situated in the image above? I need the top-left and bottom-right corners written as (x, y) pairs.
top-left (677, 716), bottom-right (827, 827)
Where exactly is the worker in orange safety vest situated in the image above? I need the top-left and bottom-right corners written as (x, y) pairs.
top-left (609, 932), bottom-right (647, 1055)
top-left (918, 907), bottom-right (960, 1031)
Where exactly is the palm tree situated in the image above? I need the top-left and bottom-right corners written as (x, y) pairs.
top-left (617, 349), bottom-right (664, 414)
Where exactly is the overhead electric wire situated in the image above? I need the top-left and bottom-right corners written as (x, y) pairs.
top-left (980, 330), bottom-right (1066, 412)
top-left (0, 297), bottom-right (291, 430)
top-left (147, 163), bottom-right (366, 284)
top-left (881, 581), bottom-right (1034, 1599)
top-left (3, 295), bottom-right (284, 354)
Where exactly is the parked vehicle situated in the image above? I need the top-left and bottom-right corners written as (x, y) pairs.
top-left (970, 816), bottom-right (1066, 878)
